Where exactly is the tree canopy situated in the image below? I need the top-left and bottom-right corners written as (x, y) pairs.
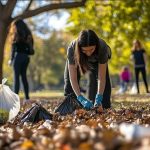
top-left (1, 0), bottom-right (150, 87)
top-left (66, 0), bottom-right (150, 74)
top-left (0, 0), bottom-right (86, 82)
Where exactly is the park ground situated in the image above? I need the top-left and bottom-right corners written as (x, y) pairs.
top-left (1, 87), bottom-right (150, 150)
top-left (19, 87), bottom-right (150, 108)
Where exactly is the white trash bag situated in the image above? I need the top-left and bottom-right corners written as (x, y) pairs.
top-left (0, 78), bottom-right (20, 124)
top-left (116, 86), bottom-right (126, 94)
top-left (130, 83), bottom-right (137, 94)
top-left (119, 123), bottom-right (150, 141)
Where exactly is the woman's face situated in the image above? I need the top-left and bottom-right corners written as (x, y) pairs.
top-left (133, 41), bottom-right (140, 49)
top-left (81, 45), bottom-right (96, 56)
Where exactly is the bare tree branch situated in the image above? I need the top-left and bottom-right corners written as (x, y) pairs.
top-left (24, 0), bottom-right (33, 12)
top-left (14, 0), bottom-right (87, 20)
top-left (0, 1), bottom-right (2, 6)
top-left (3, 0), bottom-right (17, 19)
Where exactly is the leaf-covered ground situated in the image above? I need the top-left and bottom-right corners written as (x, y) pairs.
top-left (0, 94), bottom-right (150, 150)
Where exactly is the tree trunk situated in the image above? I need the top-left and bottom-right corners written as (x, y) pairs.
top-left (0, 20), bottom-right (10, 83)
top-left (0, 0), bottom-right (86, 83)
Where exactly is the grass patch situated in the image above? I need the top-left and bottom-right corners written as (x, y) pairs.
top-left (19, 90), bottom-right (64, 99)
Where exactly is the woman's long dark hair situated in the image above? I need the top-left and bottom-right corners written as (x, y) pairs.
top-left (12, 19), bottom-right (34, 48)
top-left (75, 29), bottom-right (100, 74)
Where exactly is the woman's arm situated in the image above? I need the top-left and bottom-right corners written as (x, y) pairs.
top-left (97, 63), bottom-right (107, 95)
top-left (68, 64), bottom-right (93, 110)
top-left (68, 64), bottom-right (81, 96)
top-left (8, 44), bottom-right (16, 65)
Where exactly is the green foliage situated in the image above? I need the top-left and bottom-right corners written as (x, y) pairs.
top-left (66, 0), bottom-right (150, 75)
top-left (3, 38), bottom-right (13, 86)
top-left (3, 31), bottom-right (71, 89)
top-left (28, 31), bottom-right (69, 89)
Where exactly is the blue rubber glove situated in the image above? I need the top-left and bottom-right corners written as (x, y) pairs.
top-left (77, 95), bottom-right (93, 110)
top-left (94, 94), bottom-right (103, 107)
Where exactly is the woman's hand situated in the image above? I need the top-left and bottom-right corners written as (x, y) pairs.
top-left (94, 94), bottom-right (103, 107)
top-left (94, 94), bottom-right (103, 112)
top-left (77, 95), bottom-right (93, 110)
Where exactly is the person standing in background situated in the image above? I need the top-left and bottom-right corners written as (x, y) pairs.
top-left (8, 19), bottom-right (34, 104)
top-left (131, 40), bottom-right (149, 94)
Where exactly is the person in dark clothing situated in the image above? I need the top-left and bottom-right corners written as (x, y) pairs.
top-left (131, 40), bottom-right (149, 94)
top-left (8, 19), bottom-right (34, 104)
top-left (64, 29), bottom-right (111, 110)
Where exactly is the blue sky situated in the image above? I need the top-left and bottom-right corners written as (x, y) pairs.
top-left (11, 0), bottom-right (70, 31)
top-left (31, 11), bottom-right (70, 38)
top-left (10, 1), bottom-right (70, 38)
top-left (48, 12), bottom-right (70, 30)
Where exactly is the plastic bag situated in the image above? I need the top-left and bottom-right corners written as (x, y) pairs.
top-left (116, 86), bottom-right (126, 94)
top-left (130, 83), bottom-right (137, 94)
top-left (116, 82), bottom-right (128, 94)
top-left (0, 78), bottom-right (20, 124)
top-left (119, 123), bottom-right (150, 141)
top-left (54, 94), bottom-right (82, 116)
top-left (21, 103), bottom-right (53, 124)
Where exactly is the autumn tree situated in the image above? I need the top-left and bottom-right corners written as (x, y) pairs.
top-left (0, 0), bottom-right (86, 82)
top-left (66, 0), bottom-right (150, 74)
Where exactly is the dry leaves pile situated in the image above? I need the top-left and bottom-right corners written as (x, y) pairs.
top-left (0, 98), bottom-right (150, 150)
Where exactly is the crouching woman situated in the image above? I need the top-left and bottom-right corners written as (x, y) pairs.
top-left (64, 29), bottom-right (111, 110)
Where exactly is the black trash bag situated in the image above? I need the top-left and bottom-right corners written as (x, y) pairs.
top-left (54, 94), bottom-right (82, 116)
top-left (21, 103), bottom-right (53, 124)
